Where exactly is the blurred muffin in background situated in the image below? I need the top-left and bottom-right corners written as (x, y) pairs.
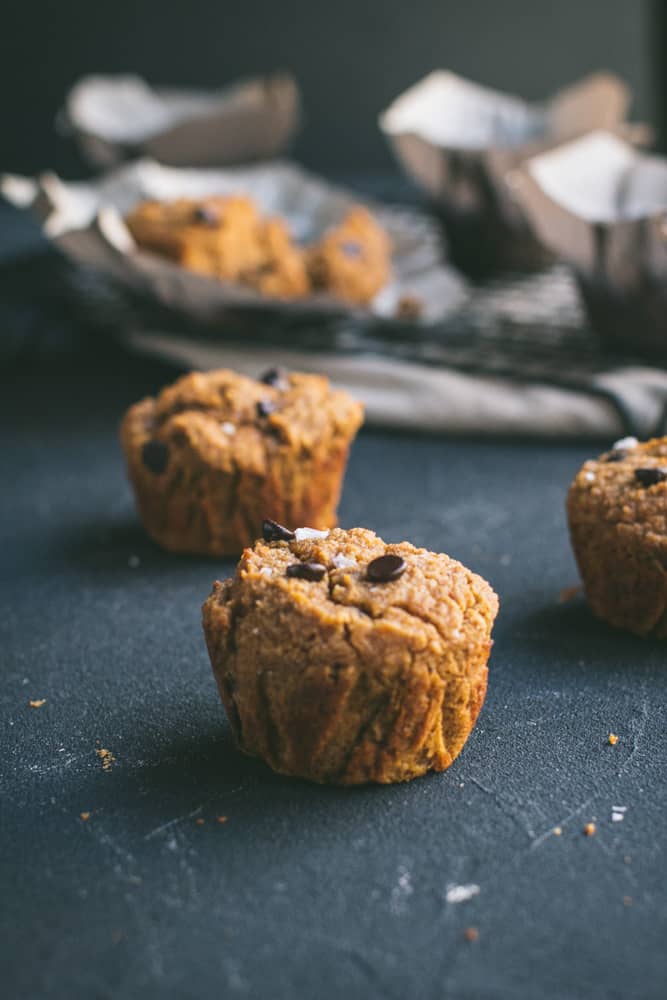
top-left (307, 207), bottom-right (392, 305)
top-left (125, 194), bottom-right (310, 299)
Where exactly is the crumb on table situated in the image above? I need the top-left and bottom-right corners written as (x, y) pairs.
top-left (217, 815), bottom-right (228, 824)
top-left (96, 748), bottom-right (116, 771)
top-left (79, 811), bottom-right (91, 821)
top-left (584, 822), bottom-right (596, 837)
top-left (608, 733), bottom-right (619, 746)
top-left (463, 927), bottom-right (479, 942)
top-left (28, 699), bottom-right (46, 709)
top-left (196, 818), bottom-right (205, 826)
top-left (553, 826), bottom-right (562, 836)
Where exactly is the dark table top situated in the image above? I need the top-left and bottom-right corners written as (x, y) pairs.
top-left (2, 204), bottom-right (666, 1000)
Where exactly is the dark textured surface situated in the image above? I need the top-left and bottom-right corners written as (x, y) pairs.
top-left (2, 189), bottom-right (667, 999)
top-left (2, 351), bottom-right (667, 1000)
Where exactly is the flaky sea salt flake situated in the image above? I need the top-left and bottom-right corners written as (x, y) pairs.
top-left (332, 553), bottom-right (357, 569)
top-left (294, 527), bottom-right (329, 542)
top-left (613, 436), bottom-right (638, 450)
top-left (445, 883), bottom-right (480, 904)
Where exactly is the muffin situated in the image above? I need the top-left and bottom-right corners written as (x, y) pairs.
top-left (120, 368), bottom-right (363, 556)
top-left (307, 207), bottom-right (392, 305)
top-left (202, 526), bottom-right (498, 784)
top-left (567, 435), bottom-right (667, 636)
top-left (240, 218), bottom-right (310, 299)
top-left (125, 195), bottom-right (265, 281)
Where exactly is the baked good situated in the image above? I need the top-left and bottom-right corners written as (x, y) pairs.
top-left (125, 195), bottom-right (265, 280)
top-left (307, 207), bottom-right (392, 305)
top-left (120, 368), bottom-right (363, 556)
top-left (125, 195), bottom-right (309, 298)
top-left (567, 435), bottom-right (667, 635)
top-left (240, 218), bottom-right (310, 299)
top-left (202, 526), bottom-right (498, 784)
top-left (125, 196), bottom-right (392, 304)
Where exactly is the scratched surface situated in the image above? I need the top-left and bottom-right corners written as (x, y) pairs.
top-left (2, 347), bottom-right (667, 1000)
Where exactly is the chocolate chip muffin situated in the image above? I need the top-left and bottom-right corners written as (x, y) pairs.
top-left (125, 195), bottom-right (309, 299)
top-left (120, 368), bottom-right (363, 556)
top-left (202, 525), bottom-right (498, 784)
top-left (240, 218), bottom-right (310, 299)
top-left (568, 435), bottom-right (667, 636)
top-left (125, 195), bottom-right (265, 280)
top-left (307, 207), bottom-right (392, 305)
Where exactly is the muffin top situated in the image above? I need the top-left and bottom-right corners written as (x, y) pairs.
top-left (568, 436), bottom-right (667, 539)
top-left (126, 195), bottom-right (259, 238)
top-left (307, 207), bottom-right (391, 304)
top-left (123, 367), bottom-right (364, 473)
top-left (206, 525), bottom-right (498, 655)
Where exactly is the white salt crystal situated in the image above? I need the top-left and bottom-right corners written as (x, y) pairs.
top-left (294, 527), bottom-right (329, 542)
top-left (332, 553), bottom-right (357, 569)
top-left (613, 436), bottom-right (638, 450)
top-left (445, 883), bottom-right (480, 904)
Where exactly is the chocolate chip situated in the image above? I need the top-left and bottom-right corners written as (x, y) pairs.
top-left (141, 439), bottom-right (169, 475)
top-left (367, 554), bottom-right (406, 583)
top-left (257, 399), bottom-right (277, 418)
top-left (262, 519), bottom-right (295, 542)
top-left (260, 367), bottom-right (288, 389)
top-left (634, 467), bottom-right (667, 487)
top-left (601, 450), bottom-right (626, 463)
top-left (286, 561), bottom-right (326, 581)
top-left (340, 240), bottom-right (362, 258)
top-left (193, 204), bottom-right (220, 226)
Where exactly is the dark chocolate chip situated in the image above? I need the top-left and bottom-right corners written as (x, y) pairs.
top-left (634, 467), bottom-right (667, 487)
top-left (262, 519), bottom-right (295, 542)
top-left (257, 399), bottom-right (277, 418)
top-left (260, 367), bottom-right (288, 389)
top-left (601, 450), bottom-right (626, 463)
top-left (286, 561), bottom-right (327, 581)
top-left (340, 240), bottom-right (362, 258)
top-left (141, 439), bottom-right (169, 475)
top-left (367, 553), bottom-right (406, 583)
top-left (193, 204), bottom-right (220, 226)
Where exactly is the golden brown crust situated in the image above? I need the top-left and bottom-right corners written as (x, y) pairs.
top-left (567, 437), bottom-right (667, 635)
top-left (120, 369), bottom-right (364, 556)
top-left (125, 196), bottom-right (264, 279)
top-left (306, 207), bottom-right (392, 305)
top-left (125, 196), bottom-right (310, 299)
top-left (240, 218), bottom-right (310, 299)
top-left (202, 527), bottom-right (498, 784)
